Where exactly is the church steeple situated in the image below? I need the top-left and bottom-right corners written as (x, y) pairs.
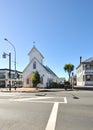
top-left (28, 45), bottom-right (44, 64)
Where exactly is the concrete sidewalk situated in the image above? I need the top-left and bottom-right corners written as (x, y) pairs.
top-left (73, 86), bottom-right (93, 91)
top-left (0, 87), bottom-right (41, 92)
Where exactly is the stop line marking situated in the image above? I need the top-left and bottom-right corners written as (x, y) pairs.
top-left (9, 96), bottom-right (67, 104)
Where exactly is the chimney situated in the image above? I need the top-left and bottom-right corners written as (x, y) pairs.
top-left (80, 56), bottom-right (82, 64)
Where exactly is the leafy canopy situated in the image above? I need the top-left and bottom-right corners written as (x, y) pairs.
top-left (64, 64), bottom-right (74, 79)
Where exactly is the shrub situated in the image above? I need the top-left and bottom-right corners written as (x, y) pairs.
top-left (32, 71), bottom-right (40, 87)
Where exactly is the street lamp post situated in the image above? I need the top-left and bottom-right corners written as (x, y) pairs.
top-left (4, 38), bottom-right (16, 90)
top-left (2, 52), bottom-right (11, 91)
top-left (72, 72), bottom-right (74, 90)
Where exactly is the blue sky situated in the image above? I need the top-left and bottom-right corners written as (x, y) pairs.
top-left (0, 0), bottom-right (93, 79)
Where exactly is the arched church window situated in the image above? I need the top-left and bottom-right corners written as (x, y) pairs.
top-left (33, 61), bottom-right (36, 69)
top-left (40, 76), bottom-right (43, 84)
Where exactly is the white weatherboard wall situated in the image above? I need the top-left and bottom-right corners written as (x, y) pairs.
top-left (23, 46), bottom-right (58, 88)
top-left (77, 65), bottom-right (83, 86)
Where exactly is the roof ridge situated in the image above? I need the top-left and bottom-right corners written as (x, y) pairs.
top-left (83, 57), bottom-right (93, 62)
top-left (28, 45), bottom-right (44, 59)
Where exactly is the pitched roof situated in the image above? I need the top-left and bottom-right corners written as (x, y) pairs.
top-left (43, 65), bottom-right (58, 77)
top-left (76, 57), bottom-right (93, 69)
top-left (23, 57), bottom-right (58, 77)
top-left (28, 45), bottom-right (44, 59)
top-left (83, 57), bottom-right (93, 63)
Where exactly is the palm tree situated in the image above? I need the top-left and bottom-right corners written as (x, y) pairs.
top-left (64, 64), bottom-right (74, 81)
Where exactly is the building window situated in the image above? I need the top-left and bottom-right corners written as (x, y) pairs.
top-left (91, 65), bottom-right (93, 69)
top-left (0, 81), bottom-right (5, 87)
top-left (86, 65), bottom-right (90, 70)
top-left (86, 75), bottom-right (91, 81)
top-left (11, 74), bottom-right (15, 79)
top-left (0, 72), bottom-right (5, 79)
top-left (40, 77), bottom-right (43, 84)
top-left (86, 75), bottom-right (93, 81)
top-left (33, 61), bottom-right (36, 69)
top-left (83, 75), bottom-right (85, 81)
top-left (26, 78), bottom-right (29, 84)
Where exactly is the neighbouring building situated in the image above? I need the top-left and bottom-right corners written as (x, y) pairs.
top-left (23, 45), bottom-right (59, 88)
top-left (76, 56), bottom-right (93, 86)
top-left (0, 69), bottom-right (23, 88)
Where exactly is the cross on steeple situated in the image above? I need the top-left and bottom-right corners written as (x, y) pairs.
top-left (33, 41), bottom-right (35, 47)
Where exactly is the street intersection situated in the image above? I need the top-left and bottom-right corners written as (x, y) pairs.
top-left (0, 89), bottom-right (93, 130)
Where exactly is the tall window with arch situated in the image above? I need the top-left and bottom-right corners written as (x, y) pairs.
top-left (40, 76), bottom-right (43, 84)
top-left (33, 61), bottom-right (36, 69)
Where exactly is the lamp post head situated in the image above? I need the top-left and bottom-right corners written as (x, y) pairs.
top-left (2, 52), bottom-right (6, 58)
top-left (4, 38), bottom-right (8, 41)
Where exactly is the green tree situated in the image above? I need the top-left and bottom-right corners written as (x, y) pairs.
top-left (64, 64), bottom-right (74, 81)
top-left (32, 71), bottom-right (40, 87)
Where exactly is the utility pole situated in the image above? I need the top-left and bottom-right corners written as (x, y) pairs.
top-left (9, 53), bottom-right (11, 91)
top-left (4, 38), bottom-right (16, 90)
top-left (2, 52), bottom-right (11, 91)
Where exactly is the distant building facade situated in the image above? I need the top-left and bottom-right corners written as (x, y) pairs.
top-left (0, 69), bottom-right (23, 88)
top-left (58, 77), bottom-right (65, 84)
top-left (76, 57), bottom-right (93, 86)
top-left (23, 46), bottom-right (58, 88)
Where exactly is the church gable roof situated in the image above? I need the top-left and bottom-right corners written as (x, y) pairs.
top-left (23, 57), bottom-right (57, 77)
top-left (28, 45), bottom-right (44, 59)
top-left (23, 57), bottom-right (38, 72)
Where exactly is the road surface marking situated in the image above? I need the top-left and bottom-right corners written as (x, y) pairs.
top-left (64, 97), bottom-right (67, 103)
top-left (9, 96), bottom-right (54, 101)
top-left (9, 96), bottom-right (67, 104)
top-left (9, 96), bottom-right (67, 130)
top-left (0, 93), bottom-right (20, 96)
top-left (45, 102), bottom-right (59, 130)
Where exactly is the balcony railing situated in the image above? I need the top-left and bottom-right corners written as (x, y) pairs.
top-left (85, 69), bottom-right (93, 73)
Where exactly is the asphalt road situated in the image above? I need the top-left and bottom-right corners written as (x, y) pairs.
top-left (0, 89), bottom-right (93, 130)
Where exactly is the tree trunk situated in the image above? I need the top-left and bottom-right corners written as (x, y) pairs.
top-left (68, 73), bottom-right (70, 82)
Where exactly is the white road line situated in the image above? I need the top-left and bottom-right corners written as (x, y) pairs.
top-left (45, 102), bottom-right (59, 130)
top-left (28, 100), bottom-right (65, 104)
top-left (64, 97), bottom-right (67, 103)
top-left (9, 96), bottom-right (67, 130)
top-left (9, 97), bottom-right (67, 104)
top-left (0, 93), bottom-right (19, 96)
top-left (9, 96), bottom-right (54, 101)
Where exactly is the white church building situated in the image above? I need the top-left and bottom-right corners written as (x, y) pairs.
top-left (23, 45), bottom-right (58, 88)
